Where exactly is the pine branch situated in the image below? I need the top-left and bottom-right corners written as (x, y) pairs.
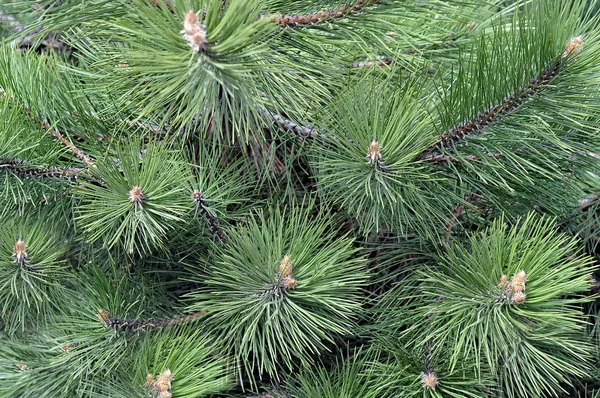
top-left (0, 157), bottom-right (83, 179)
top-left (192, 190), bottom-right (227, 244)
top-left (273, 0), bottom-right (378, 27)
top-left (22, 104), bottom-right (94, 166)
top-left (423, 36), bottom-right (583, 153)
top-left (443, 194), bottom-right (478, 246)
top-left (257, 107), bottom-right (320, 138)
top-left (97, 309), bottom-right (206, 332)
top-left (422, 152), bottom-right (503, 164)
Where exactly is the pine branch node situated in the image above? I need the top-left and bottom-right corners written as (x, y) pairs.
top-left (273, 0), bottom-right (378, 27)
top-left (444, 193), bottom-right (478, 246)
top-left (192, 190), bottom-right (227, 244)
top-left (22, 104), bottom-right (94, 166)
top-left (425, 36), bottom-right (584, 153)
top-left (97, 309), bottom-right (206, 332)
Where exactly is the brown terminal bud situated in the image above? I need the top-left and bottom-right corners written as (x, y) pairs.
top-left (191, 190), bottom-right (203, 202)
top-left (129, 185), bottom-right (144, 204)
top-left (145, 373), bottom-right (153, 387)
top-left (563, 35), bottom-right (583, 59)
top-left (182, 11), bottom-right (208, 52)
top-left (421, 371), bottom-right (439, 390)
top-left (12, 239), bottom-right (28, 265)
top-left (279, 255), bottom-right (293, 278)
top-left (97, 308), bottom-right (111, 327)
top-left (512, 291), bottom-right (527, 305)
top-left (281, 276), bottom-right (297, 289)
top-left (156, 369), bottom-right (172, 392)
top-left (510, 270), bottom-right (527, 293)
top-left (499, 274), bottom-right (507, 287)
top-left (367, 140), bottom-right (382, 166)
top-left (16, 362), bottom-right (29, 371)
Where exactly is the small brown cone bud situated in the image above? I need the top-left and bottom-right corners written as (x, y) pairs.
top-left (182, 11), bottom-right (208, 52)
top-left (129, 186), bottom-right (144, 204)
top-left (191, 190), bottom-right (203, 202)
top-left (145, 373), bottom-right (153, 387)
top-left (499, 274), bottom-right (507, 287)
top-left (512, 291), bottom-right (527, 305)
top-left (563, 35), bottom-right (583, 59)
top-left (510, 270), bottom-right (527, 293)
top-left (421, 371), bottom-right (439, 390)
top-left (281, 276), bottom-right (297, 289)
top-left (97, 309), bottom-right (111, 327)
top-left (12, 240), bottom-right (28, 264)
top-left (367, 141), bottom-right (382, 166)
top-left (156, 369), bottom-right (172, 392)
top-left (16, 362), bottom-right (28, 371)
top-left (279, 255), bottom-right (293, 277)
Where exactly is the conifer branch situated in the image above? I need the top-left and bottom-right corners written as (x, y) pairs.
top-left (97, 309), bottom-right (206, 332)
top-left (22, 105), bottom-right (94, 166)
top-left (0, 157), bottom-right (84, 179)
top-left (424, 36), bottom-right (583, 153)
top-left (192, 190), bottom-right (227, 244)
top-left (257, 107), bottom-right (319, 138)
top-left (444, 194), bottom-right (477, 246)
top-left (422, 152), bottom-right (503, 164)
top-left (351, 56), bottom-right (392, 69)
top-left (273, 0), bottom-right (378, 27)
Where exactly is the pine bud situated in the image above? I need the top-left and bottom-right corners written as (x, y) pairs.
top-left (129, 185), bottom-right (145, 204)
top-left (279, 255), bottom-right (293, 278)
top-left (562, 35), bottom-right (583, 59)
top-left (156, 369), bottom-right (172, 392)
top-left (499, 274), bottom-right (507, 287)
top-left (182, 11), bottom-right (208, 53)
top-left (510, 270), bottom-right (526, 293)
top-left (281, 276), bottom-right (297, 289)
top-left (511, 291), bottom-right (526, 305)
top-left (12, 239), bottom-right (28, 265)
top-left (60, 344), bottom-right (74, 353)
top-left (146, 369), bottom-right (173, 398)
top-left (97, 308), bottom-right (112, 327)
top-left (16, 362), bottom-right (29, 371)
top-left (366, 141), bottom-right (382, 166)
top-left (421, 371), bottom-right (439, 390)
top-left (191, 189), bottom-right (203, 202)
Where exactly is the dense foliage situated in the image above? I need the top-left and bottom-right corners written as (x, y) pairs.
top-left (1, 0), bottom-right (600, 397)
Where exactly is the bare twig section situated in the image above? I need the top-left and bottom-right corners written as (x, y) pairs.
top-left (97, 309), bottom-right (206, 332)
top-left (351, 56), bottom-right (392, 69)
top-left (257, 107), bottom-right (320, 138)
top-left (423, 37), bottom-right (584, 154)
top-left (274, 0), bottom-right (378, 27)
top-left (192, 190), bottom-right (227, 244)
top-left (22, 105), bottom-right (94, 166)
top-left (0, 157), bottom-right (83, 179)
top-left (578, 194), bottom-right (600, 211)
top-left (444, 194), bottom-right (478, 246)
top-left (422, 152), bottom-right (503, 164)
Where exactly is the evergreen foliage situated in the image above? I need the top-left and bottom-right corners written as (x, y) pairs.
top-left (1, 0), bottom-right (600, 397)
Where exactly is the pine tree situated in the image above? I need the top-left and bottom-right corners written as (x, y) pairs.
top-left (1, 0), bottom-right (600, 397)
